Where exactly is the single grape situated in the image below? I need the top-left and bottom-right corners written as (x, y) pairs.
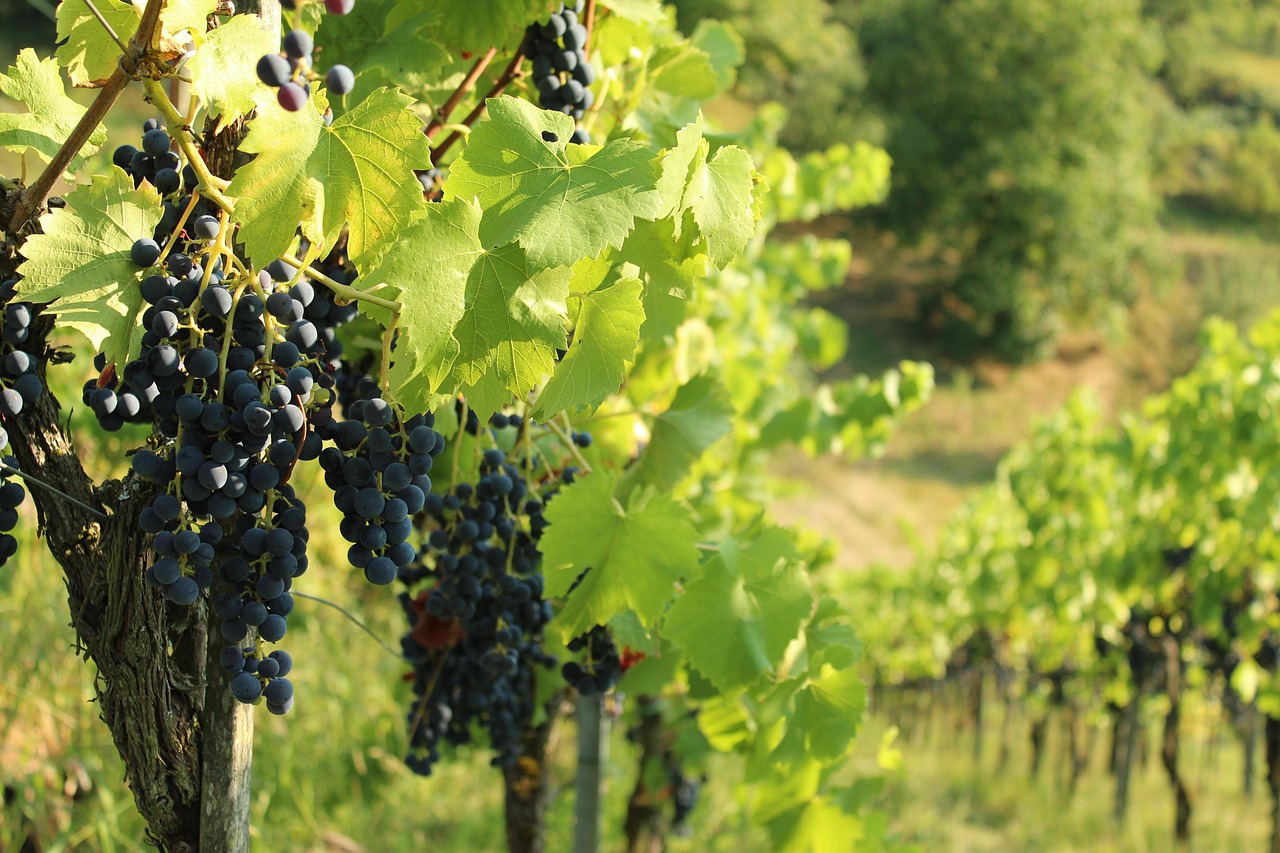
top-left (326, 64), bottom-right (355, 95)
top-left (277, 82), bottom-right (308, 112)
top-left (256, 53), bottom-right (291, 87)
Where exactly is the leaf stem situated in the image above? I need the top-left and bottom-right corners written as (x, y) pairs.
top-left (0, 460), bottom-right (109, 520)
top-left (380, 313), bottom-right (398, 393)
top-left (545, 416), bottom-right (592, 474)
top-left (141, 78), bottom-right (235, 213)
top-left (279, 252), bottom-right (402, 314)
top-left (80, 0), bottom-right (130, 56)
top-left (9, 0), bottom-right (171, 232)
top-left (433, 34), bottom-right (531, 162)
top-left (291, 591), bottom-right (406, 661)
top-left (425, 46), bottom-right (498, 140)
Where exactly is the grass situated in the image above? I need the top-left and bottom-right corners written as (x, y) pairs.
top-left (861, 690), bottom-right (1270, 853)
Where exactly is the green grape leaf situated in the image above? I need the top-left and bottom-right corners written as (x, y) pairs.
top-left (531, 263), bottom-right (644, 419)
top-left (690, 20), bottom-right (744, 91)
top-left (654, 116), bottom-right (706, 218)
top-left (542, 471), bottom-right (700, 640)
top-left (0, 50), bottom-right (106, 169)
top-left (664, 529), bottom-right (813, 691)
top-left (617, 217), bottom-right (706, 342)
top-left (358, 200), bottom-right (473, 408)
top-left (357, 198), bottom-right (569, 420)
top-left (773, 665), bottom-right (867, 765)
top-left (56, 0), bottom-right (142, 88)
top-left (228, 87), bottom-right (431, 267)
top-left (650, 43), bottom-right (719, 100)
top-left (445, 97), bottom-right (662, 269)
top-left (15, 169), bottom-right (162, 365)
top-left (316, 0), bottom-right (450, 102)
top-left (766, 795), bottom-right (867, 853)
top-left (448, 242), bottom-right (569, 402)
top-left (602, 0), bottom-right (666, 22)
top-left (187, 13), bottom-right (279, 133)
top-left (690, 144), bottom-right (757, 268)
top-left (56, 0), bottom-right (216, 88)
top-left (653, 117), bottom-right (757, 267)
top-left (621, 373), bottom-right (733, 494)
top-left (409, 0), bottom-right (553, 53)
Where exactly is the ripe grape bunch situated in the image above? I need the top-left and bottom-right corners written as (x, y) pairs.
top-left (395, 416), bottom-right (625, 774)
top-left (397, 431), bottom-right (562, 775)
top-left (315, 397), bottom-right (446, 586)
top-left (256, 1), bottom-right (357, 112)
top-left (0, 279), bottom-right (45, 418)
top-left (99, 132), bottom-right (418, 711)
top-left (0, 428), bottom-right (25, 568)
top-left (527, 2), bottom-right (594, 145)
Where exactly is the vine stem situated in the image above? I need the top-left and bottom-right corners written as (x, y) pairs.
top-left (584, 0), bottom-right (598, 44)
top-left (7, 0), bottom-right (169, 233)
top-left (279, 252), bottom-right (402, 314)
top-left (380, 313), bottom-right (399, 393)
top-left (290, 591), bottom-right (406, 661)
top-left (425, 47), bottom-right (498, 140)
top-left (545, 415), bottom-right (592, 474)
top-left (141, 77), bottom-right (235, 214)
top-left (434, 33), bottom-right (532, 162)
top-left (0, 460), bottom-right (109, 520)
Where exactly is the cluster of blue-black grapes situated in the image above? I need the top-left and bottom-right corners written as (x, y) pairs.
top-left (0, 279), bottom-right (44, 418)
top-left (0, 428), bottom-right (24, 567)
top-left (563, 624), bottom-right (621, 696)
top-left (397, 437), bottom-right (559, 775)
top-left (255, 2), bottom-right (356, 113)
top-left (112, 120), bottom-right (224, 252)
top-left (316, 398), bottom-right (445, 586)
top-left (528, 2), bottom-right (593, 145)
top-left (395, 419), bottom-right (622, 774)
top-left (103, 172), bottom-right (381, 712)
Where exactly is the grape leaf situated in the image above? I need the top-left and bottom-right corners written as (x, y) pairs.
top-left (445, 97), bottom-right (663, 269)
top-left (56, 0), bottom-right (142, 87)
top-left (690, 21), bottom-right (745, 91)
top-left (356, 198), bottom-right (569, 421)
top-left (617, 217), bottom-right (706, 342)
top-left (410, 0), bottom-right (554, 53)
top-left (779, 665), bottom-right (866, 763)
top-left (655, 117), bottom-right (758, 268)
top-left (15, 168), bottom-right (162, 365)
top-left (0, 50), bottom-right (106, 170)
top-left (621, 373), bottom-right (733, 494)
top-left (56, 0), bottom-right (216, 88)
top-left (541, 471), bottom-right (700, 640)
top-left (531, 262), bottom-right (644, 419)
top-left (602, 0), bottom-right (666, 22)
top-left (316, 0), bottom-right (450, 103)
top-left (357, 200), bottom-right (474, 408)
top-left (664, 529), bottom-right (812, 691)
top-left (690, 144), bottom-right (758, 268)
top-left (228, 87), bottom-right (431, 267)
top-left (448, 242), bottom-right (569, 405)
top-left (187, 13), bottom-right (279, 133)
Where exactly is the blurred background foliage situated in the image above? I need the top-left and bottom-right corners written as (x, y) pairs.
top-left (678, 0), bottom-right (1280, 362)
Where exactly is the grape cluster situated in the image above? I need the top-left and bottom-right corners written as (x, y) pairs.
top-left (256, 4), bottom-right (356, 113)
top-left (528, 2), bottom-right (593, 145)
top-left (316, 399), bottom-right (444, 585)
top-left (562, 624), bottom-right (622, 696)
top-left (398, 443), bottom-right (559, 775)
top-left (0, 279), bottom-right (44, 418)
top-left (0, 428), bottom-right (24, 567)
top-left (112, 120), bottom-right (223, 253)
